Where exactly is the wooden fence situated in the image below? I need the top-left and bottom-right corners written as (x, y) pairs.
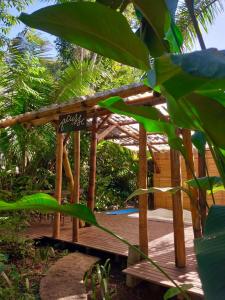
top-left (153, 150), bottom-right (225, 210)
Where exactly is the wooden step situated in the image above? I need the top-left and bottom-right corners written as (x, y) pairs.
top-left (123, 260), bottom-right (204, 298)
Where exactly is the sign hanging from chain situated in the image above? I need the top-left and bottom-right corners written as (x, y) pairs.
top-left (58, 111), bottom-right (87, 133)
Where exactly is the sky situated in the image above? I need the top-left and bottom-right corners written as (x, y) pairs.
top-left (9, 1), bottom-right (57, 57)
top-left (8, 0), bottom-right (225, 56)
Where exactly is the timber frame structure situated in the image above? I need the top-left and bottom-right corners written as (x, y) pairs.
top-left (0, 82), bottom-right (204, 267)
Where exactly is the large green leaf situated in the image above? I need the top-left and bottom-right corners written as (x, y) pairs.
top-left (0, 193), bottom-right (190, 299)
top-left (186, 176), bottom-right (223, 191)
top-left (96, 0), bottom-right (130, 11)
top-left (148, 49), bottom-right (225, 152)
top-left (0, 193), bottom-right (98, 226)
top-left (183, 93), bottom-right (225, 150)
top-left (99, 96), bottom-right (169, 133)
top-left (97, 0), bottom-right (123, 9)
top-left (127, 186), bottom-right (192, 201)
top-left (165, 0), bottom-right (179, 19)
top-left (194, 205), bottom-right (225, 299)
top-left (212, 147), bottom-right (225, 186)
top-left (133, 0), bottom-right (182, 56)
top-left (148, 49), bottom-right (225, 100)
top-left (19, 2), bottom-right (149, 70)
top-left (133, 0), bottom-right (170, 55)
top-left (164, 284), bottom-right (193, 300)
top-left (191, 131), bottom-right (206, 155)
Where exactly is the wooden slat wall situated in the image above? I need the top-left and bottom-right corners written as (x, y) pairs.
top-left (153, 150), bottom-right (225, 210)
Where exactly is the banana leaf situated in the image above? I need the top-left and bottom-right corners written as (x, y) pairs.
top-left (195, 205), bottom-right (225, 300)
top-left (19, 2), bottom-right (149, 70)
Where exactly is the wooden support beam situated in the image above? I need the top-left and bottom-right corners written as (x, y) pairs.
top-left (92, 94), bottom-right (166, 120)
top-left (118, 120), bottom-right (137, 126)
top-left (97, 125), bottom-right (116, 141)
top-left (4, 92), bottom-right (166, 129)
top-left (147, 145), bottom-right (160, 174)
top-left (182, 129), bottom-right (202, 238)
top-left (71, 131), bottom-right (80, 242)
top-left (63, 132), bottom-right (71, 146)
top-left (104, 134), bottom-right (131, 140)
top-left (95, 120), bottom-right (138, 131)
top-left (107, 118), bottom-right (159, 152)
top-left (96, 115), bottom-right (111, 131)
top-left (198, 153), bottom-right (207, 231)
top-left (170, 147), bottom-right (186, 268)
top-left (63, 146), bottom-right (74, 193)
top-left (87, 116), bottom-right (97, 212)
top-left (19, 94), bottom-right (166, 129)
top-left (53, 132), bottom-right (64, 239)
top-left (138, 125), bottom-right (148, 256)
top-left (104, 134), bottom-right (167, 147)
top-left (0, 83), bottom-right (150, 128)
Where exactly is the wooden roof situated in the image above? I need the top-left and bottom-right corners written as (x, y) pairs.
top-left (0, 83), bottom-right (169, 151)
top-left (96, 114), bottom-right (168, 152)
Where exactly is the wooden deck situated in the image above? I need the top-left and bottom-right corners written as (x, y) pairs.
top-left (26, 212), bottom-right (203, 298)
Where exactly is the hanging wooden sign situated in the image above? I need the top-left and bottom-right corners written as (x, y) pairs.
top-left (58, 111), bottom-right (87, 133)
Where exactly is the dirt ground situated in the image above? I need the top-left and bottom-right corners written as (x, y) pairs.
top-left (86, 261), bottom-right (167, 300)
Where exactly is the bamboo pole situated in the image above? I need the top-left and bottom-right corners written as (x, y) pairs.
top-left (138, 124), bottom-right (148, 256)
top-left (87, 116), bottom-right (97, 212)
top-left (18, 94), bottom-right (165, 128)
top-left (198, 153), bottom-right (207, 230)
top-left (147, 144), bottom-right (160, 174)
top-left (170, 148), bottom-right (186, 267)
top-left (63, 147), bottom-right (74, 193)
top-left (0, 83), bottom-right (151, 128)
top-left (97, 125), bottom-right (116, 141)
top-left (96, 115), bottom-right (111, 131)
top-left (182, 129), bottom-right (202, 238)
top-left (53, 132), bottom-right (64, 239)
top-left (71, 131), bottom-right (80, 242)
top-left (108, 118), bottom-right (160, 152)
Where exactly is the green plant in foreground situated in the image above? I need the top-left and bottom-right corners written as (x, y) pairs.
top-left (11, 0), bottom-right (225, 298)
top-left (84, 259), bottom-right (114, 300)
top-left (17, 0), bottom-right (225, 195)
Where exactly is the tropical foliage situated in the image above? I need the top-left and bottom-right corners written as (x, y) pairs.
top-left (0, 27), bottom-right (139, 208)
top-left (0, 0), bottom-right (33, 48)
top-left (0, 0), bottom-right (224, 298)
top-left (15, 1), bottom-right (225, 299)
top-left (95, 141), bottom-right (138, 210)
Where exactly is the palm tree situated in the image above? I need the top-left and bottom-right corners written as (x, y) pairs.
top-left (176, 0), bottom-right (224, 49)
top-left (0, 29), bottom-right (102, 194)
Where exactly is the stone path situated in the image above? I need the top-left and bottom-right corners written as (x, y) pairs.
top-left (40, 252), bottom-right (99, 300)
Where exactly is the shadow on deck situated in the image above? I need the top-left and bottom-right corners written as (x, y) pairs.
top-left (26, 212), bottom-right (203, 298)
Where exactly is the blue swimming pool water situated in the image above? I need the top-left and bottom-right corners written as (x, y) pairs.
top-left (106, 208), bottom-right (139, 215)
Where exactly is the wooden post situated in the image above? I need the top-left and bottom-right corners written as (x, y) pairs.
top-left (126, 245), bottom-right (141, 287)
top-left (63, 147), bottom-right (74, 193)
top-left (182, 129), bottom-right (202, 238)
top-left (198, 153), bottom-right (207, 230)
top-left (170, 148), bottom-right (186, 267)
top-left (147, 144), bottom-right (160, 174)
top-left (138, 124), bottom-right (148, 256)
top-left (87, 116), bottom-right (97, 212)
top-left (71, 131), bottom-right (80, 242)
top-left (53, 132), bottom-right (64, 239)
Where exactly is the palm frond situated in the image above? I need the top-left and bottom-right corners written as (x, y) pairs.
top-left (177, 0), bottom-right (224, 49)
top-left (54, 60), bottom-right (99, 103)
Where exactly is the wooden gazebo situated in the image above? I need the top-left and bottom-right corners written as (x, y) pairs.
top-left (0, 82), bottom-right (202, 269)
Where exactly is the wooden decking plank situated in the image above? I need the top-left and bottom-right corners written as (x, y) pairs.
top-left (26, 213), bottom-right (203, 297)
top-left (123, 272), bottom-right (202, 295)
top-left (123, 263), bottom-right (203, 296)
